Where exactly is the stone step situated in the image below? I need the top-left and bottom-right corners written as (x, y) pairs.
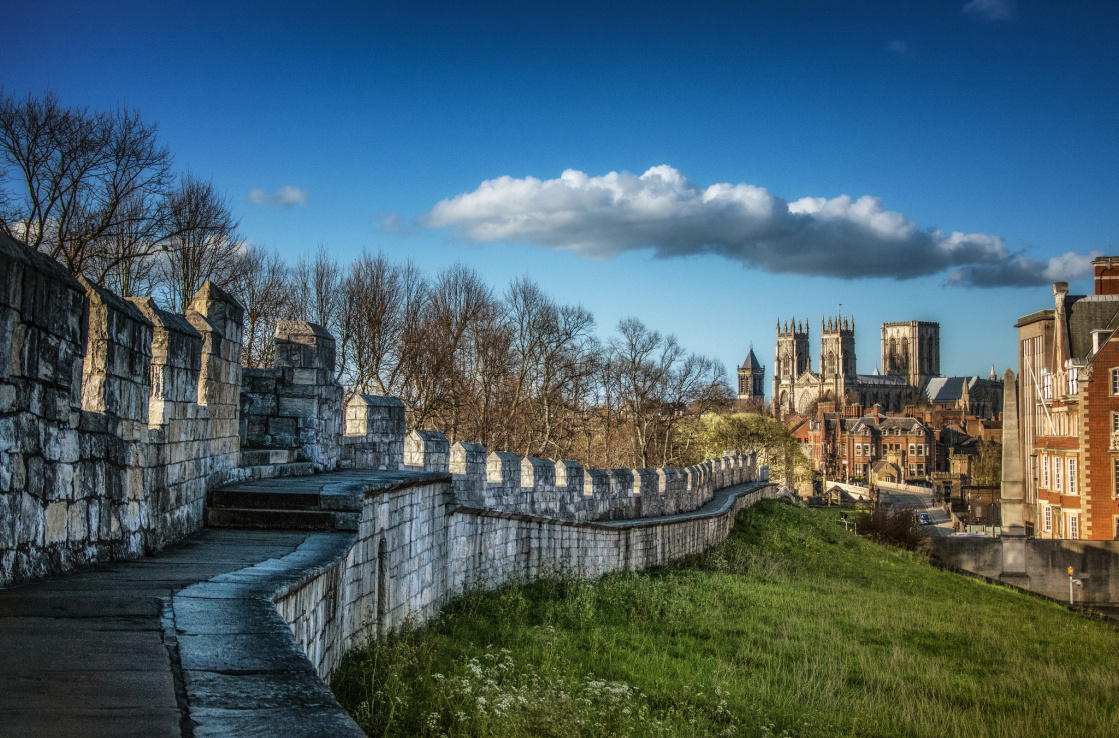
top-left (205, 506), bottom-right (359, 532)
top-left (237, 461), bottom-right (317, 481)
top-left (208, 487), bottom-right (325, 511)
top-left (239, 448), bottom-right (300, 467)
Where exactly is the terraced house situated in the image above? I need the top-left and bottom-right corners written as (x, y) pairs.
top-left (1016, 256), bottom-right (1119, 540)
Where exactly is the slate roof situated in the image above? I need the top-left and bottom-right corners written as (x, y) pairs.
top-left (923, 376), bottom-right (1000, 403)
top-left (740, 348), bottom-right (764, 370)
top-left (1064, 294), bottom-right (1119, 361)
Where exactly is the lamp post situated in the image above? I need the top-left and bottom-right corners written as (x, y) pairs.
top-left (1067, 567), bottom-right (1083, 605)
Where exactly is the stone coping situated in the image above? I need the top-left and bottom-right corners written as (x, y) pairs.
top-left (453, 480), bottom-right (777, 529)
top-left (172, 532), bottom-right (365, 737)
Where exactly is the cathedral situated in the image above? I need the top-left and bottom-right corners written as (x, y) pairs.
top-left (770, 316), bottom-right (939, 415)
top-left (738, 315), bottom-right (1001, 419)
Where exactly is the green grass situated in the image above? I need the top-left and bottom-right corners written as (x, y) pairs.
top-left (332, 500), bottom-right (1119, 737)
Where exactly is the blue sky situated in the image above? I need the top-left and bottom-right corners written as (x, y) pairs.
top-left (5, 0), bottom-right (1117, 388)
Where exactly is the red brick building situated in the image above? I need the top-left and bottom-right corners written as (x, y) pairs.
top-left (1015, 257), bottom-right (1119, 540)
top-left (792, 402), bottom-right (934, 483)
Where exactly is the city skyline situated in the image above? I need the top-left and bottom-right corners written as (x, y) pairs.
top-left (4, 0), bottom-right (1117, 381)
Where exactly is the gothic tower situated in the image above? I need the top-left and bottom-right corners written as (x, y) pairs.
top-left (820, 315), bottom-right (856, 388)
top-left (881, 321), bottom-right (940, 387)
top-left (737, 347), bottom-right (765, 402)
top-left (772, 319), bottom-right (810, 414)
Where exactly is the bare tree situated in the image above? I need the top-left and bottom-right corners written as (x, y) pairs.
top-left (0, 90), bottom-right (173, 277)
top-left (401, 264), bottom-right (493, 434)
top-left (231, 244), bottom-right (290, 367)
top-left (339, 251), bottom-right (418, 396)
top-left (290, 244), bottom-right (343, 327)
top-left (89, 190), bottom-right (166, 297)
top-left (157, 172), bottom-right (243, 312)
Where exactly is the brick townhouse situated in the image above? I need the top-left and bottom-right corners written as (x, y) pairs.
top-left (1015, 256), bottom-right (1119, 539)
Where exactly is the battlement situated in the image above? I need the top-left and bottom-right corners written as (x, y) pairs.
top-left (0, 232), bottom-right (760, 586)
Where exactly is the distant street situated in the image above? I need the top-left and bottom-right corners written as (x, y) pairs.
top-left (883, 488), bottom-right (955, 538)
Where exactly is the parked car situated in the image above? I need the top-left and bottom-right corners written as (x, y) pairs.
top-left (917, 512), bottom-right (932, 525)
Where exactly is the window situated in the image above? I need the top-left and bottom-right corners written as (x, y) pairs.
top-left (1069, 514), bottom-right (1079, 540)
top-left (909, 444), bottom-right (916, 456)
top-left (917, 445), bottom-right (924, 457)
top-left (1042, 370), bottom-right (1052, 399)
top-left (1112, 368), bottom-right (1119, 395)
top-left (1068, 370), bottom-right (1078, 395)
top-left (855, 443), bottom-right (862, 457)
top-left (1043, 505), bottom-right (1052, 532)
top-left (1113, 412), bottom-right (1119, 434)
top-left (1041, 456), bottom-right (1049, 488)
top-left (1068, 459), bottom-right (1077, 495)
top-left (1114, 459), bottom-right (1119, 497)
top-left (1054, 457), bottom-right (1062, 491)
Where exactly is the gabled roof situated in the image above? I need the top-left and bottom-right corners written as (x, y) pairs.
top-left (740, 348), bottom-right (763, 371)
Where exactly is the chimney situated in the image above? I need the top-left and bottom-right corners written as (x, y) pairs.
top-left (1094, 256), bottom-right (1119, 295)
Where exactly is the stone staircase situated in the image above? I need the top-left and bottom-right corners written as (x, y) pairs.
top-left (206, 449), bottom-right (360, 531)
top-left (236, 448), bottom-right (316, 480)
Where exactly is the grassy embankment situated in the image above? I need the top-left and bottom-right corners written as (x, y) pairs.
top-left (332, 501), bottom-right (1119, 737)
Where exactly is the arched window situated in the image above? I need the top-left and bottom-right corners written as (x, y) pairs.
top-left (888, 338), bottom-right (897, 372)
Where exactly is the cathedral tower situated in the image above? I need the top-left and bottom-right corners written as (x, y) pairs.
top-left (772, 319), bottom-right (810, 414)
top-left (820, 315), bottom-right (856, 385)
top-left (881, 321), bottom-right (940, 387)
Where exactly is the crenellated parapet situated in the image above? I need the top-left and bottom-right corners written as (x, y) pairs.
top-left (398, 429), bottom-right (757, 523)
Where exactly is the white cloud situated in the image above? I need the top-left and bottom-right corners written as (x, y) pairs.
top-left (962, 0), bottom-right (1014, 21)
top-left (423, 165), bottom-right (1096, 288)
top-left (248, 185), bottom-right (308, 208)
top-left (379, 212), bottom-right (405, 234)
top-left (887, 40), bottom-right (908, 55)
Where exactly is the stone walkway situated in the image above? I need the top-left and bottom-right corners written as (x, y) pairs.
top-left (0, 528), bottom-right (364, 738)
top-left (595, 479), bottom-right (777, 527)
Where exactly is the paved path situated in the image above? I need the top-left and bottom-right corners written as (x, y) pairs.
top-left (0, 528), bottom-right (363, 738)
top-left (885, 488), bottom-right (955, 537)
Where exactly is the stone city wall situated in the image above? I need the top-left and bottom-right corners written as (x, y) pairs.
top-left (0, 232), bottom-right (416, 586)
top-left (402, 428), bottom-right (756, 522)
top-left (281, 474), bottom-right (781, 679)
top-left (0, 232), bottom-right (248, 585)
